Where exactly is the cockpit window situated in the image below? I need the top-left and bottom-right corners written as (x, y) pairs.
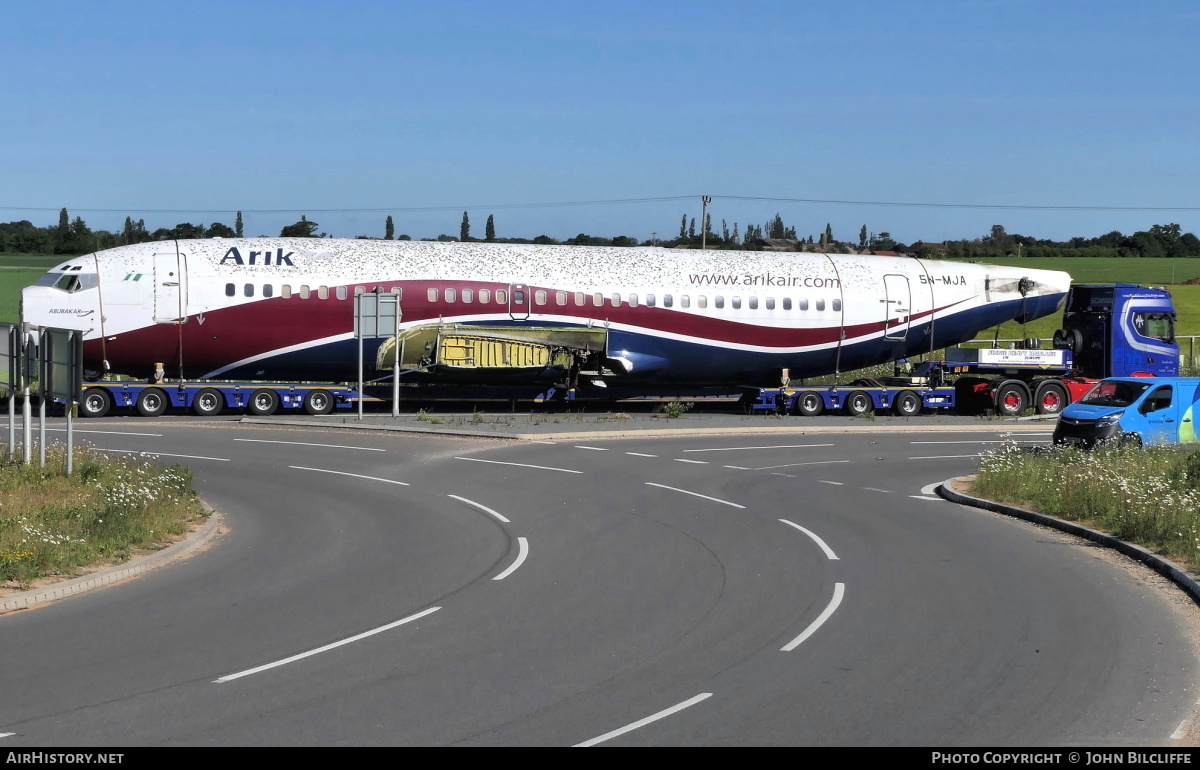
top-left (36, 272), bottom-right (98, 292)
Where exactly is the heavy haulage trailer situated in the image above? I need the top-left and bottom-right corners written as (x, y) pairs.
top-left (742, 283), bottom-right (1180, 418)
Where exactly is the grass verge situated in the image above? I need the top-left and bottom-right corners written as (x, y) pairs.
top-left (0, 444), bottom-right (209, 589)
top-left (975, 439), bottom-right (1200, 572)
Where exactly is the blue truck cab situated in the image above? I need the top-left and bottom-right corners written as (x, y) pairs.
top-left (1053, 377), bottom-right (1200, 448)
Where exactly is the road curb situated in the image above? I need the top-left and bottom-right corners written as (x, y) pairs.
top-left (938, 478), bottom-right (1200, 607)
top-left (0, 504), bottom-right (223, 616)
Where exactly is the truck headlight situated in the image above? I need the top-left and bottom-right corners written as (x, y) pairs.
top-left (1095, 411), bottom-right (1124, 427)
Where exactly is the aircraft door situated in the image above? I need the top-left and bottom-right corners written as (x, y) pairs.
top-left (509, 283), bottom-right (530, 321)
top-left (153, 250), bottom-right (188, 324)
top-left (883, 274), bottom-right (911, 340)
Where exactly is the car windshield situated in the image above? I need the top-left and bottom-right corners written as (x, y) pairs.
top-left (1079, 380), bottom-right (1151, 408)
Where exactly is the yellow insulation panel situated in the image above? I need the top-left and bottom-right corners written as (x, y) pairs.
top-left (439, 336), bottom-right (550, 369)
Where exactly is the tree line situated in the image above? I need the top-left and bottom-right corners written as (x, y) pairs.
top-left (0, 207), bottom-right (1197, 260)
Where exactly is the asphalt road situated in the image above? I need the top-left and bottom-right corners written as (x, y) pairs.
top-left (1, 413), bottom-right (1198, 747)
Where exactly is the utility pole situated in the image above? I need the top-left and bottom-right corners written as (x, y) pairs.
top-left (700, 196), bottom-right (711, 250)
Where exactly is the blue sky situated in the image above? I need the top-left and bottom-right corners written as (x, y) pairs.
top-left (3, 0), bottom-right (1198, 245)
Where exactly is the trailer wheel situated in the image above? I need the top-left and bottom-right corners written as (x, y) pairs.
top-left (1034, 381), bottom-right (1069, 415)
top-left (303, 389), bottom-right (334, 416)
top-left (794, 391), bottom-right (824, 417)
top-left (892, 390), bottom-right (922, 417)
top-left (843, 390), bottom-right (873, 417)
top-left (247, 389), bottom-right (280, 416)
top-left (994, 382), bottom-right (1029, 417)
top-left (136, 388), bottom-right (168, 417)
top-left (80, 388), bottom-right (112, 418)
top-left (192, 388), bottom-right (224, 416)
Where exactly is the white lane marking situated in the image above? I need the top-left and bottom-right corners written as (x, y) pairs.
top-left (44, 428), bottom-right (163, 436)
top-left (95, 449), bottom-right (230, 462)
top-left (682, 444), bottom-right (834, 453)
top-left (644, 482), bottom-right (745, 509)
top-left (910, 495), bottom-right (944, 501)
top-left (782, 583), bottom-right (845, 652)
top-left (0, 733), bottom-right (13, 738)
top-left (779, 520), bottom-right (839, 560)
top-left (674, 458), bottom-right (708, 464)
top-left (1171, 699), bottom-right (1200, 740)
top-left (532, 441), bottom-right (558, 444)
top-left (771, 472), bottom-right (796, 477)
top-left (234, 438), bottom-right (385, 452)
top-left (214, 607), bottom-right (440, 682)
top-left (573, 693), bottom-right (713, 747)
top-left (574, 445), bottom-right (608, 451)
top-left (819, 480), bottom-right (844, 486)
top-left (454, 457), bottom-right (583, 474)
top-left (493, 537), bottom-right (529, 581)
top-left (863, 487), bottom-right (891, 493)
top-left (753, 459), bottom-right (850, 471)
top-left (909, 454), bottom-right (982, 460)
top-left (289, 466), bottom-right (409, 486)
top-left (625, 452), bottom-right (657, 457)
top-left (447, 494), bottom-right (510, 523)
top-left (723, 465), bottom-right (749, 470)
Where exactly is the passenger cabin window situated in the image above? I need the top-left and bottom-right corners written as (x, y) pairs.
top-left (354, 286), bottom-right (366, 295)
top-left (832, 298), bottom-right (841, 312)
top-left (646, 294), bottom-right (656, 307)
top-left (593, 293), bottom-right (604, 306)
top-left (392, 287), bottom-right (402, 297)
top-left (225, 283), bottom-right (236, 297)
top-left (798, 298), bottom-right (809, 311)
top-left (281, 285), bottom-right (292, 299)
top-left (317, 286), bottom-right (329, 300)
top-left (244, 284), bottom-right (254, 297)
top-left (748, 297), bottom-right (758, 310)
top-left (299, 285), bottom-right (311, 299)
top-left (697, 296), bottom-right (707, 309)
top-left (576, 292), bottom-right (586, 306)
top-left (765, 297), bottom-right (775, 310)
top-left (629, 294), bottom-right (639, 308)
top-left (731, 296), bottom-right (742, 310)
top-left (611, 293), bottom-right (620, 306)
top-left (534, 290), bottom-right (547, 305)
top-left (782, 297), bottom-right (792, 310)
top-left (714, 296), bottom-right (724, 309)
top-left (663, 294), bottom-right (673, 308)
top-left (680, 295), bottom-right (690, 308)
top-left (556, 291), bottom-right (567, 306)
top-left (428, 288), bottom-right (438, 302)
top-left (445, 288), bottom-right (455, 303)
top-left (479, 288), bottom-right (490, 303)
top-left (336, 286), bottom-right (348, 300)
top-left (815, 299), bottom-right (825, 311)
top-left (496, 290), bottom-right (508, 303)
top-left (462, 289), bottom-right (473, 303)
top-left (263, 284), bottom-right (274, 298)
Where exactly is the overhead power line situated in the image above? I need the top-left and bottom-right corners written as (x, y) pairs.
top-left (0, 194), bottom-right (1196, 215)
